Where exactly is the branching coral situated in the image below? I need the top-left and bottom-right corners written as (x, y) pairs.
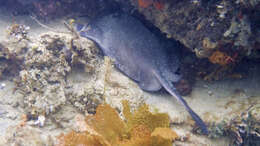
top-left (58, 101), bottom-right (178, 146)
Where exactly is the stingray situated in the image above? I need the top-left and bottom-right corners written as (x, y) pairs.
top-left (75, 12), bottom-right (208, 134)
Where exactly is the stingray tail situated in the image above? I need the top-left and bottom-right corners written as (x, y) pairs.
top-left (153, 70), bottom-right (209, 135)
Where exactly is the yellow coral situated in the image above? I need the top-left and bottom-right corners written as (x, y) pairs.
top-left (58, 101), bottom-right (178, 146)
top-left (122, 100), bottom-right (170, 132)
top-left (120, 125), bottom-right (151, 146)
top-left (85, 104), bottom-right (128, 145)
top-left (57, 131), bottom-right (109, 146)
top-left (151, 127), bottom-right (178, 141)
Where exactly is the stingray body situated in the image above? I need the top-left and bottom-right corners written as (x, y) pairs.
top-left (76, 12), bottom-right (208, 134)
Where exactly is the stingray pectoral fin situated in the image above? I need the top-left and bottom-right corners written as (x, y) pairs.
top-left (161, 68), bottom-right (181, 83)
top-left (137, 72), bottom-right (162, 92)
top-left (169, 73), bottom-right (182, 83)
top-left (153, 70), bottom-right (209, 135)
top-left (79, 31), bottom-right (88, 38)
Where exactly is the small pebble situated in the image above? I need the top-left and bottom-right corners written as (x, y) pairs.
top-left (35, 115), bottom-right (46, 127)
top-left (208, 90), bottom-right (213, 96)
top-left (0, 83), bottom-right (6, 89)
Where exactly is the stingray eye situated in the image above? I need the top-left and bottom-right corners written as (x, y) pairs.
top-left (175, 67), bottom-right (181, 75)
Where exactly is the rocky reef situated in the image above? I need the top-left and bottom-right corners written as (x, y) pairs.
top-left (4, 0), bottom-right (259, 61)
top-left (0, 0), bottom-right (259, 145)
top-left (0, 22), bottom-right (105, 124)
top-left (117, 0), bottom-right (259, 59)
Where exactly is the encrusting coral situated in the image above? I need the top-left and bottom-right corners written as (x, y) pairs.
top-left (13, 32), bottom-right (102, 117)
top-left (137, 0), bottom-right (164, 10)
top-left (209, 50), bottom-right (232, 66)
top-left (57, 100), bottom-right (178, 146)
